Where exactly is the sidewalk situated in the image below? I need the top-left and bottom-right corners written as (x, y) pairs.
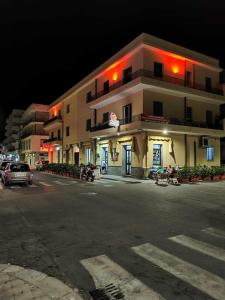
top-left (101, 174), bottom-right (149, 183)
top-left (0, 264), bottom-right (84, 300)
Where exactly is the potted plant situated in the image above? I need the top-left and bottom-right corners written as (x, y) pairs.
top-left (211, 167), bottom-right (222, 180)
top-left (200, 166), bottom-right (211, 181)
top-left (178, 167), bottom-right (191, 183)
top-left (190, 166), bottom-right (200, 182)
top-left (221, 167), bottom-right (225, 180)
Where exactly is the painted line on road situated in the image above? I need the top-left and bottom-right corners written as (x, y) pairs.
top-left (169, 234), bottom-right (225, 262)
top-left (202, 227), bottom-right (225, 239)
top-left (52, 180), bottom-right (70, 186)
top-left (132, 243), bottom-right (225, 300)
top-left (28, 184), bottom-right (38, 188)
top-left (80, 192), bottom-right (97, 196)
top-left (39, 181), bottom-right (53, 187)
top-left (81, 254), bottom-right (165, 300)
top-left (9, 185), bottom-right (21, 189)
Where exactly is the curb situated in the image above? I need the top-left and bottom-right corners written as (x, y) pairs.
top-left (0, 264), bottom-right (84, 300)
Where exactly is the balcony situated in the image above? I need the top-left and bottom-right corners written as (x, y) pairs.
top-left (21, 130), bottom-right (48, 139)
top-left (90, 114), bottom-right (225, 138)
top-left (23, 112), bottom-right (49, 126)
top-left (43, 116), bottom-right (63, 130)
top-left (42, 137), bottom-right (62, 146)
top-left (88, 69), bottom-right (224, 109)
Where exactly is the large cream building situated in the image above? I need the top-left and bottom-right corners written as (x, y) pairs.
top-left (44, 33), bottom-right (225, 177)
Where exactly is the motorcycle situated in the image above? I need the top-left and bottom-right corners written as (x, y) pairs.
top-left (80, 164), bottom-right (95, 182)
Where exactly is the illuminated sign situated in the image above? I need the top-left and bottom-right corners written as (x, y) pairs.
top-left (109, 112), bottom-right (119, 127)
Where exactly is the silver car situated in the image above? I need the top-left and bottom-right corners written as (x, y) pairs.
top-left (1, 162), bottom-right (33, 186)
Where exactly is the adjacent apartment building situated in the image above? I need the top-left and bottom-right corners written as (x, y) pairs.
top-left (43, 33), bottom-right (225, 177)
top-left (20, 104), bottom-right (49, 166)
top-left (3, 109), bottom-right (24, 161)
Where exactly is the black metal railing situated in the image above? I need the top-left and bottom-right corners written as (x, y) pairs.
top-left (43, 137), bottom-right (62, 144)
top-left (20, 130), bottom-right (47, 139)
top-left (43, 115), bottom-right (63, 126)
top-left (88, 69), bottom-right (223, 103)
top-left (90, 114), bottom-right (223, 132)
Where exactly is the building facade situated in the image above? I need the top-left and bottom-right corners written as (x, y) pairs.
top-left (20, 104), bottom-right (49, 167)
top-left (3, 109), bottom-right (24, 161)
top-left (44, 33), bottom-right (225, 177)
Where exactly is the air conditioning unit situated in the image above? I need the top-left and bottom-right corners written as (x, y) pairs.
top-left (201, 136), bottom-right (209, 148)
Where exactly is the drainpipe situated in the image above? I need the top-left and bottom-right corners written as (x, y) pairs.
top-left (62, 103), bottom-right (64, 163)
top-left (184, 134), bottom-right (187, 166)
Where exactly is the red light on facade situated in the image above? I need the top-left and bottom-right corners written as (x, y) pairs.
top-left (172, 65), bottom-right (179, 74)
top-left (112, 72), bottom-right (118, 81)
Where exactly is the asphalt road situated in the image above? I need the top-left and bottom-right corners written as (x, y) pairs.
top-left (0, 172), bottom-right (225, 300)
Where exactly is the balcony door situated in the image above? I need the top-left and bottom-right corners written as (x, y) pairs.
top-left (123, 104), bottom-right (132, 124)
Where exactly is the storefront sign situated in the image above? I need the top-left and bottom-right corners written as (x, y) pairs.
top-left (109, 112), bottom-right (120, 127)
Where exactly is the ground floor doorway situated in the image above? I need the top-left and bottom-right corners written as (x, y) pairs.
top-left (101, 146), bottom-right (108, 174)
top-left (124, 145), bottom-right (132, 175)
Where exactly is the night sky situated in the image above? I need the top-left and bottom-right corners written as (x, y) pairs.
top-left (1, 0), bottom-right (225, 140)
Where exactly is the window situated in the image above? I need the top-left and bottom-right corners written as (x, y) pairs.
top-left (66, 104), bottom-right (70, 113)
top-left (123, 66), bottom-right (132, 84)
top-left (205, 77), bottom-right (212, 92)
top-left (206, 110), bottom-right (213, 127)
top-left (86, 119), bottom-right (91, 131)
top-left (103, 80), bottom-right (109, 95)
top-left (103, 112), bottom-right (109, 124)
top-left (154, 62), bottom-right (163, 77)
top-left (85, 148), bottom-right (91, 164)
top-left (51, 132), bottom-right (54, 139)
top-left (186, 106), bottom-right (192, 122)
top-left (153, 144), bottom-right (162, 166)
top-left (57, 129), bottom-right (61, 139)
top-left (153, 101), bottom-right (163, 116)
top-left (123, 104), bottom-right (132, 124)
top-left (58, 110), bottom-right (61, 117)
top-left (207, 147), bottom-right (214, 161)
top-left (86, 91), bottom-right (92, 103)
top-left (66, 126), bottom-right (70, 136)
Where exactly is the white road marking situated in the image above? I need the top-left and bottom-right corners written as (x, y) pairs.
top-left (169, 234), bottom-right (225, 262)
top-left (104, 185), bottom-right (113, 187)
top-left (52, 180), bottom-right (70, 186)
top-left (132, 243), bottom-right (225, 300)
top-left (81, 254), bottom-right (165, 300)
top-left (80, 192), bottom-right (97, 196)
top-left (28, 184), bottom-right (38, 188)
top-left (39, 181), bottom-right (53, 187)
top-left (9, 185), bottom-right (21, 189)
top-left (202, 227), bottom-right (225, 239)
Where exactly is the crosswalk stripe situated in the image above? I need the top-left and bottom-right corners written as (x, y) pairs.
top-left (81, 254), bottom-right (165, 300)
top-left (132, 243), bottom-right (225, 300)
top-left (52, 180), bottom-right (70, 186)
top-left (9, 185), bottom-right (21, 189)
top-left (169, 234), bottom-right (225, 262)
top-left (28, 184), bottom-right (38, 188)
top-left (39, 181), bottom-right (53, 187)
top-left (202, 227), bottom-right (225, 239)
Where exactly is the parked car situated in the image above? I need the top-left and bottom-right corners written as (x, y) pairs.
top-left (1, 162), bottom-right (33, 186)
top-left (0, 160), bottom-right (11, 178)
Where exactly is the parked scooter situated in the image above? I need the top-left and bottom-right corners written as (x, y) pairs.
top-left (80, 164), bottom-right (95, 182)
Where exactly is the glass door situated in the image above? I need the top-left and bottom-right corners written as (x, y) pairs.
top-left (125, 145), bottom-right (132, 175)
top-left (153, 144), bottom-right (162, 166)
top-left (101, 147), bottom-right (108, 173)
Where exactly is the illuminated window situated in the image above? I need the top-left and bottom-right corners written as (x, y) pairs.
top-left (206, 147), bottom-right (214, 161)
top-left (85, 148), bottom-right (91, 164)
top-left (112, 72), bottom-right (118, 81)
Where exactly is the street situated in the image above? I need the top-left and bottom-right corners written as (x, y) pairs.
top-left (0, 172), bottom-right (225, 299)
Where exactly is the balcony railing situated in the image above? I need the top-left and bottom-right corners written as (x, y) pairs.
top-left (88, 69), bottom-right (223, 103)
top-left (90, 114), bottom-right (223, 132)
top-left (44, 115), bottom-right (62, 127)
top-left (21, 130), bottom-right (47, 139)
top-left (43, 137), bottom-right (62, 144)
